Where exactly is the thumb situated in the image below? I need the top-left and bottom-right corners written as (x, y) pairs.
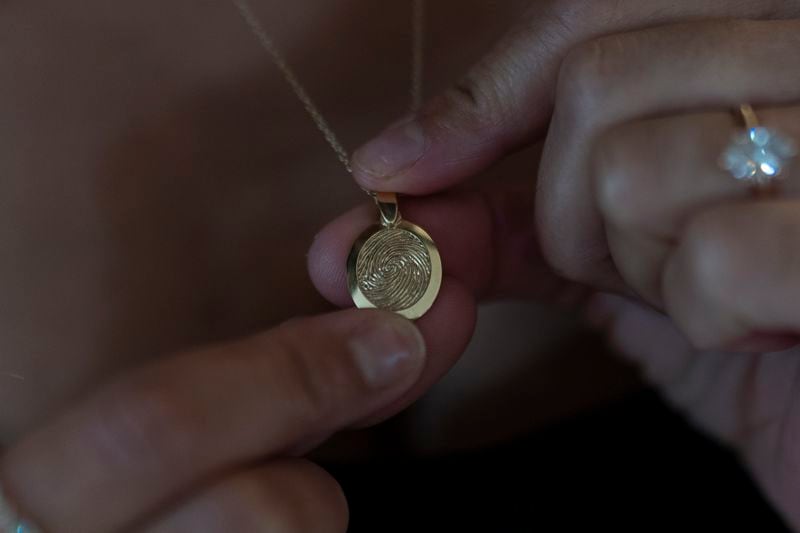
top-left (352, 0), bottom-right (796, 195)
top-left (352, 9), bottom-right (570, 195)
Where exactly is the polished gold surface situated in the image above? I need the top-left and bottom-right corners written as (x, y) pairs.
top-left (348, 222), bottom-right (442, 320)
top-left (356, 226), bottom-right (432, 308)
top-left (348, 194), bottom-right (441, 319)
top-left (740, 103), bottom-right (760, 130)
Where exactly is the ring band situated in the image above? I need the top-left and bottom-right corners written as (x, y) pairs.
top-left (720, 104), bottom-right (798, 189)
top-left (0, 488), bottom-right (40, 533)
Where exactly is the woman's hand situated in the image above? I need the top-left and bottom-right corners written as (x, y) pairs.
top-left (0, 309), bottom-right (448, 533)
top-left (309, 0), bottom-right (800, 527)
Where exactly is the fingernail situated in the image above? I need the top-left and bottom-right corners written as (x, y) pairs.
top-left (350, 318), bottom-right (426, 389)
top-left (352, 116), bottom-right (426, 179)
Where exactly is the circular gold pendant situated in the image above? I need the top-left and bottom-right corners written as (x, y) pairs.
top-left (347, 194), bottom-right (442, 320)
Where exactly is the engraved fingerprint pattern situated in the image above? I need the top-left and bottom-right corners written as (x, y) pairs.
top-left (356, 228), bottom-right (432, 311)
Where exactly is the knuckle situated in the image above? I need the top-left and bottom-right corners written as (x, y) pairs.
top-left (556, 28), bottom-right (649, 128)
top-left (670, 204), bottom-right (800, 348)
top-left (592, 123), bottom-right (650, 229)
top-left (666, 209), bottom-right (752, 349)
top-left (673, 211), bottom-right (740, 310)
top-left (83, 373), bottom-right (199, 471)
top-left (431, 58), bottom-right (519, 134)
top-left (556, 37), bottom-right (616, 122)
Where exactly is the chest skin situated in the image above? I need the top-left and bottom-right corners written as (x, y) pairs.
top-left (0, 0), bottom-right (534, 441)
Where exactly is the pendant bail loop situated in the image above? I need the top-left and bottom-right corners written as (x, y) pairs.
top-left (375, 192), bottom-right (401, 227)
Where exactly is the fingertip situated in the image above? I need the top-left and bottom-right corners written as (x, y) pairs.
top-left (307, 204), bottom-right (373, 307)
top-left (351, 115), bottom-right (427, 191)
top-left (307, 234), bottom-right (349, 308)
top-left (354, 277), bottom-right (477, 427)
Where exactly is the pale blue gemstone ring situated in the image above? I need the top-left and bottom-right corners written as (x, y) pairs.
top-left (0, 489), bottom-right (40, 533)
top-left (721, 104), bottom-right (798, 188)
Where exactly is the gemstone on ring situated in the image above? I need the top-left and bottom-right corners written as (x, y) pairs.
top-left (721, 126), bottom-right (798, 184)
top-left (15, 521), bottom-right (40, 533)
top-left (0, 488), bottom-right (40, 533)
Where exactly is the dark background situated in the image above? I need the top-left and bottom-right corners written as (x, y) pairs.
top-left (327, 389), bottom-right (789, 532)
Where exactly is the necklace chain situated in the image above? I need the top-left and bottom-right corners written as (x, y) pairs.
top-left (232, 0), bottom-right (425, 185)
top-left (411, 0), bottom-right (425, 112)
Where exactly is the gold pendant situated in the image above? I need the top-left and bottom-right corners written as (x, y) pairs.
top-left (347, 192), bottom-right (442, 320)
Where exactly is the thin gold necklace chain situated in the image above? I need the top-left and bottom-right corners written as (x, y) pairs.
top-left (232, 0), bottom-right (426, 195)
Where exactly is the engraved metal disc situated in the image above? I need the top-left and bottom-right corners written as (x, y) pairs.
top-left (347, 220), bottom-right (442, 320)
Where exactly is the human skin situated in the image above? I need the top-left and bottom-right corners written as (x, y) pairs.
top-left (0, 0), bottom-right (534, 440)
top-left (12, 0), bottom-right (800, 530)
top-left (311, 0), bottom-right (800, 528)
top-left (0, 1), bottom-right (523, 530)
top-left (2, 0), bottom-right (609, 463)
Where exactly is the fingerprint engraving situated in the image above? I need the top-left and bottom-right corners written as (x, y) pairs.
top-left (356, 228), bottom-right (432, 311)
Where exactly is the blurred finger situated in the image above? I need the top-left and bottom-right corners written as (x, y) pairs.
top-left (594, 105), bottom-right (800, 304)
top-left (537, 19), bottom-right (800, 286)
top-left (663, 200), bottom-right (800, 350)
top-left (140, 460), bottom-right (347, 533)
